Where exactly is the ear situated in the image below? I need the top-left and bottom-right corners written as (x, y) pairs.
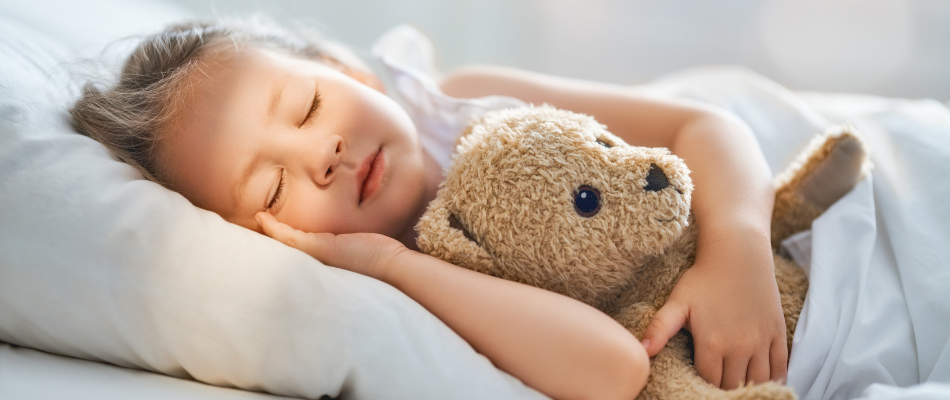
top-left (415, 198), bottom-right (497, 275)
top-left (771, 126), bottom-right (868, 249)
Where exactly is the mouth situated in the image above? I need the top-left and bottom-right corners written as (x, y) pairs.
top-left (357, 147), bottom-right (385, 205)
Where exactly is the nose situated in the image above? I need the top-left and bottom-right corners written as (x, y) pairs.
top-left (643, 163), bottom-right (669, 192)
top-left (312, 135), bottom-right (344, 185)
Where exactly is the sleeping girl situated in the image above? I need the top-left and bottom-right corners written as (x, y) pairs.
top-left (71, 20), bottom-right (788, 400)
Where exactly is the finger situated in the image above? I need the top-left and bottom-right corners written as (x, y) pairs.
top-left (641, 301), bottom-right (688, 357)
top-left (256, 212), bottom-right (299, 243)
top-left (746, 352), bottom-right (770, 385)
top-left (720, 356), bottom-right (749, 390)
top-left (256, 212), bottom-right (329, 259)
top-left (694, 346), bottom-right (723, 388)
top-left (770, 337), bottom-right (789, 383)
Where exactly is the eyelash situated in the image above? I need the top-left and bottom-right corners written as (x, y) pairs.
top-left (267, 170), bottom-right (285, 210)
top-left (301, 89), bottom-right (321, 127)
top-left (269, 88), bottom-right (318, 209)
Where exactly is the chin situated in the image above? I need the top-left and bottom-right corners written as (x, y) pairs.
top-left (384, 165), bottom-right (427, 238)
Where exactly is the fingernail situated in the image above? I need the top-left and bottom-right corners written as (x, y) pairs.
top-left (255, 214), bottom-right (262, 226)
top-left (641, 339), bottom-right (651, 349)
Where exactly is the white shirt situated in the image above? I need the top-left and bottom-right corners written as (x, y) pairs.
top-left (371, 25), bottom-right (527, 171)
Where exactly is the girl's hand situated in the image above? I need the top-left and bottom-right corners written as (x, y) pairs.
top-left (640, 231), bottom-right (788, 389)
top-left (256, 212), bottom-right (409, 280)
top-left (262, 213), bottom-right (650, 400)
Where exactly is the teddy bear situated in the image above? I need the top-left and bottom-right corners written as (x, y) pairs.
top-left (415, 105), bottom-right (867, 400)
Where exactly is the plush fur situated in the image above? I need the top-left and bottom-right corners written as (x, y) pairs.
top-left (416, 105), bottom-right (867, 400)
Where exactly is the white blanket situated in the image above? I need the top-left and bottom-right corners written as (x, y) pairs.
top-left (643, 67), bottom-right (950, 400)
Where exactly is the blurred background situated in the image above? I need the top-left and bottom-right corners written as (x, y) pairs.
top-left (157, 0), bottom-right (950, 101)
top-left (3, 0), bottom-right (940, 101)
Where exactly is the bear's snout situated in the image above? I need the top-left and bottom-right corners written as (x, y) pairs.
top-left (643, 163), bottom-right (670, 192)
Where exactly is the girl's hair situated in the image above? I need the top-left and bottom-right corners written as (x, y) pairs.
top-left (70, 19), bottom-right (367, 186)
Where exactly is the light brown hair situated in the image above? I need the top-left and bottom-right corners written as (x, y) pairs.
top-left (70, 19), bottom-right (367, 187)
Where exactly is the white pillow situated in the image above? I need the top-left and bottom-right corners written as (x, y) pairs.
top-left (0, 2), bottom-right (546, 399)
top-left (0, 344), bottom-right (288, 400)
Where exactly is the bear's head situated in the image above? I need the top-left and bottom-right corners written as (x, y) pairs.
top-left (416, 106), bottom-right (693, 310)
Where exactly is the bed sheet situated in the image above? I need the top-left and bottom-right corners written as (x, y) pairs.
top-left (641, 67), bottom-right (950, 400)
top-left (0, 344), bottom-right (296, 400)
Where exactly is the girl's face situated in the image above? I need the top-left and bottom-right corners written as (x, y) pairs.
top-left (160, 47), bottom-right (427, 238)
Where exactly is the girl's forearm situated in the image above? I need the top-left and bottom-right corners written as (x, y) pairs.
top-left (381, 250), bottom-right (649, 400)
top-left (442, 65), bottom-right (786, 385)
top-left (670, 111), bottom-right (775, 268)
top-left (442, 66), bottom-right (776, 245)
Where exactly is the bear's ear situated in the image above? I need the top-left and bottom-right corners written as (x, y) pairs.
top-left (415, 198), bottom-right (498, 276)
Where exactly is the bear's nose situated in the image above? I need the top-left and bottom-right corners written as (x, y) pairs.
top-left (643, 163), bottom-right (669, 192)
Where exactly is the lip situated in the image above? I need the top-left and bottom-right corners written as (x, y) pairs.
top-left (357, 147), bottom-right (385, 205)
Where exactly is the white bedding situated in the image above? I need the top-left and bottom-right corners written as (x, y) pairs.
top-left (0, 1), bottom-right (547, 400)
top-left (641, 67), bottom-right (950, 399)
top-left (2, 1), bottom-right (949, 399)
top-left (793, 92), bottom-right (950, 400)
top-left (0, 344), bottom-right (292, 400)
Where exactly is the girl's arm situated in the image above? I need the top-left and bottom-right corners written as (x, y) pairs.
top-left (256, 212), bottom-right (650, 400)
top-left (440, 65), bottom-right (787, 389)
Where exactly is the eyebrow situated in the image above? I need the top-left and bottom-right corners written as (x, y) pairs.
top-left (233, 151), bottom-right (264, 210)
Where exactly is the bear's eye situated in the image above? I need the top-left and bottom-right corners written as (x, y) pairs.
top-left (595, 139), bottom-right (612, 149)
top-left (573, 185), bottom-right (601, 217)
top-left (448, 213), bottom-right (478, 244)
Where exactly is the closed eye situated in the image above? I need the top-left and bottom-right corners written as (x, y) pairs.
top-left (299, 87), bottom-right (321, 128)
top-left (267, 169), bottom-right (286, 210)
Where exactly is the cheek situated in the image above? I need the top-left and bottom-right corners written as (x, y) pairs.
top-left (388, 174), bottom-right (422, 210)
top-left (279, 187), bottom-right (355, 234)
top-left (155, 131), bottom-right (236, 215)
top-left (351, 86), bottom-right (416, 140)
